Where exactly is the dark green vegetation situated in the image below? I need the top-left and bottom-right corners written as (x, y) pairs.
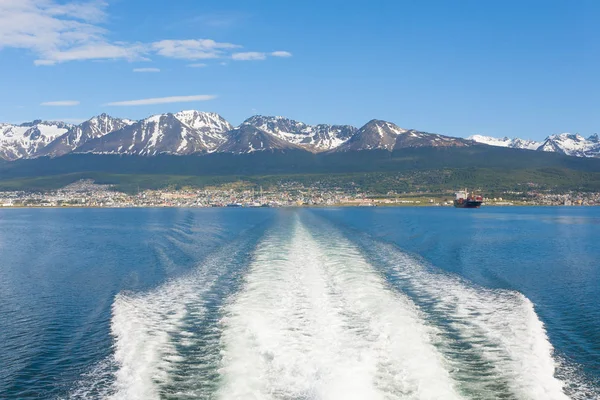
top-left (1, 146), bottom-right (600, 194)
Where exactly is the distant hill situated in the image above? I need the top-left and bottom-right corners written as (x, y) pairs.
top-left (1, 145), bottom-right (600, 192)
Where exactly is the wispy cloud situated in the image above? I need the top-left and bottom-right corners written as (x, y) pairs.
top-left (105, 95), bottom-right (216, 106)
top-left (35, 43), bottom-right (147, 66)
top-left (187, 63), bottom-right (207, 68)
top-left (133, 67), bottom-right (160, 72)
top-left (41, 100), bottom-right (80, 106)
top-left (232, 51), bottom-right (293, 61)
top-left (271, 51), bottom-right (292, 58)
top-left (0, 0), bottom-right (146, 66)
top-left (0, 1), bottom-right (289, 66)
top-left (152, 39), bottom-right (239, 60)
top-left (232, 51), bottom-right (266, 61)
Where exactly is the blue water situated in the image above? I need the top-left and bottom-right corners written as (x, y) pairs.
top-left (0, 207), bottom-right (598, 399)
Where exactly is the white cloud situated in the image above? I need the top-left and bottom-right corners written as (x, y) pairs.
top-left (105, 94), bottom-right (216, 106)
top-left (152, 39), bottom-right (239, 60)
top-left (0, 1), bottom-right (290, 66)
top-left (41, 100), bottom-right (80, 106)
top-left (133, 67), bottom-right (160, 72)
top-left (0, 0), bottom-right (146, 65)
top-left (232, 51), bottom-right (266, 61)
top-left (35, 43), bottom-right (146, 65)
top-left (232, 51), bottom-right (293, 61)
top-left (187, 63), bottom-right (207, 68)
top-left (271, 51), bottom-right (292, 58)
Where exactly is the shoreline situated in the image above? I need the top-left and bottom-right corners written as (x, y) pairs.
top-left (0, 204), bottom-right (596, 209)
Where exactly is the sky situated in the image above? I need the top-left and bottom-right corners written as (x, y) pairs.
top-left (0, 0), bottom-right (598, 140)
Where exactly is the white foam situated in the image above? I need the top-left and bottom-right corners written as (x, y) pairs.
top-left (368, 241), bottom-right (571, 400)
top-left (107, 227), bottom-right (251, 400)
top-left (109, 277), bottom-right (202, 400)
top-left (218, 216), bottom-right (462, 399)
top-left (72, 212), bottom-right (587, 399)
top-left (65, 358), bottom-right (116, 399)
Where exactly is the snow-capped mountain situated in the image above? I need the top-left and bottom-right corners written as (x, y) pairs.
top-left (39, 114), bottom-right (134, 157)
top-left (242, 116), bottom-right (356, 152)
top-left (0, 120), bottom-right (71, 160)
top-left (1, 110), bottom-right (596, 160)
top-left (76, 112), bottom-right (231, 156)
top-left (538, 133), bottom-right (600, 157)
top-left (470, 133), bottom-right (600, 157)
top-left (393, 129), bottom-right (472, 149)
top-left (217, 124), bottom-right (302, 154)
top-left (173, 110), bottom-right (233, 151)
top-left (335, 120), bottom-right (471, 152)
top-left (336, 120), bottom-right (407, 151)
top-left (468, 135), bottom-right (541, 150)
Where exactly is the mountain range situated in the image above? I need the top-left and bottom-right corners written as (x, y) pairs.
top-left (0, 111), bottom-right (597, 161)
top-left (469, 133), bottom-right (600, 158)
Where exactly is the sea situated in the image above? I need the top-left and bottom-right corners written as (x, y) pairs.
top-left (0, 207), bottom-right (598, 400)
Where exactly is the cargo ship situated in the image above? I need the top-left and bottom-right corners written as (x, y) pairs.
top-left (454, 189), bottom-right (483, 208)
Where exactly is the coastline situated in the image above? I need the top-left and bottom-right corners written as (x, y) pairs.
top-left (0, 203), bottom-right (595, 209)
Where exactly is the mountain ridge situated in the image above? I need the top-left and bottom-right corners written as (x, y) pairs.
top-left (0, 111), bottom-right (597, 160)
top-left (470, 133), bottom-right (600, 158)
top-left (242, 115), bottom-right (357, 151)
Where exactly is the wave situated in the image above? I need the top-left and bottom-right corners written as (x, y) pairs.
top-left (218, 215), bottom-right (462, 399)
top-left (306, 212), bottom-right (576, 399)
top-left (69, 210), bottom-right (596, 399)
top-left (369, 245), bottom-right (567, 399)
top-left (70, 221), bottom-right (266, 400)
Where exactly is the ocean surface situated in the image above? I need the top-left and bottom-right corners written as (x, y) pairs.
top-left (0, 207), bottom-right (599, 399)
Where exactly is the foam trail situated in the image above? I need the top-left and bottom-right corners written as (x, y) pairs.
top-left (340, 228), bottom-right (571, 400)
top-left (110, 278), bottom-right (199, 400)
top-left (108, 227), bottom-right (262, 400)
top-left (218, 215), bottom-right (462, 399)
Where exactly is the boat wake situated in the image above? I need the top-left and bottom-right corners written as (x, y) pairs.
top-left (69, 222), bottom-right (266, 400)
top-left (219, 215), bottom-right (460, 399)
top-left (317, 217), bottom-right (571, 400)
top-left (71, 211), bottom-right (595, 399)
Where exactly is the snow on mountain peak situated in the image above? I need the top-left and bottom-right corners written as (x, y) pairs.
top-left (217, 124), bottom-right (302, 154)
top-left (72, 111), bottom-right (235, 156)
top-left (335, 119), bottom-right (407, 151)
top-left (547, 132), bottom-right (585, 142)
top-left (242, 115), bottom-right (357, 152)
top-left (0, 111), bottom-right (597, 160)
top-left (37, 114), bottom-right (136, 158)
top-left (0, 120), bottom-right (71, 160)
top-left (174, 110), bottom-right (232, 132)
top-left (471, 131), bottom-right (600, 157)
top-left (368, 119), bottom-right (408, 135)
top-left (538, 132), bottom-right (597, 156)
top-left (469, 135), bottom-right (541, 150)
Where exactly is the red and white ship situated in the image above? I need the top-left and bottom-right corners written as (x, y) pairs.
top-left (454, 190), bottom-right (483, 208)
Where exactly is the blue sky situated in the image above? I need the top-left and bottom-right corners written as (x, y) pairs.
top-left (0, 0), bottom-right (598, 140)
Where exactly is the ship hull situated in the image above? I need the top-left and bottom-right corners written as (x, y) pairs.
top-left (453, 200), bottom-right (483, 208)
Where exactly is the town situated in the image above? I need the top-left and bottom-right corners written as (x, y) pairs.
top-left (1, 179), bottom-right (600, 208)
